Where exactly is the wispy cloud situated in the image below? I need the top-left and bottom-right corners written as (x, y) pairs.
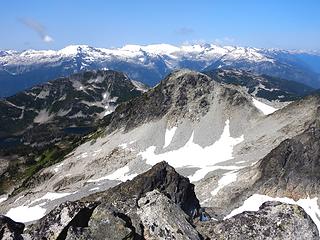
top-left (175, 27), bottom-right (195, 36)
top-left (18, 18), bottom-right (54, 43)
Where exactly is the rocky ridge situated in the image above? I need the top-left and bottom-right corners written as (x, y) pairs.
top-left (0, 162), bottom-right (318, 239)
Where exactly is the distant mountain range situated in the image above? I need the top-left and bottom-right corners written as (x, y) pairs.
top-left (1, 43), bottom-right (320, 97)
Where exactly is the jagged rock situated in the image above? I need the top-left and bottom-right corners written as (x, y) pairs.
top-left (25, 201), bottom-right (98, 240)
top-left (85, 161), bottom-right (201, 217)
top-left (137, 190), bottom-right (201, 240)
top-left (0, 215), bottom-right (24, 240)
top-left (196, 201), bottom-right (319, 240)
top-left (24, 162), bottom-right (200, 239)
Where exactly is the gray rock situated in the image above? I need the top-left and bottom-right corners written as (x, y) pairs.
top-left (137, 190), bottom-right (201, 240)
top-left (196, 201), bottom-right (319, 240)
top-left (25, 201), bottom-right (98, 240)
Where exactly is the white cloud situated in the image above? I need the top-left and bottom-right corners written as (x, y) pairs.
top-left (43, 35), bottom-right (54, 43)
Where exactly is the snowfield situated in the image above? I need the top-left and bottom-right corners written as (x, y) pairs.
top-left (139, 120), bottom-right (244, 182)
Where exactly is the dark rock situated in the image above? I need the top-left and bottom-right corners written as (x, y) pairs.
top-left (0, 215), bottom-right (24, 240)
top-left (86, 161), bottom-right (201, 217)
top-left (250, 120), bottom-right (320, 199)
top-left (205, 69), bottom-right (314, 102)
top-left (65, 205), bottom-right (136, 240)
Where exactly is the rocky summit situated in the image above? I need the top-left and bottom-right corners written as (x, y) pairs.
top-left (0, 162), bottom-right (317, 240)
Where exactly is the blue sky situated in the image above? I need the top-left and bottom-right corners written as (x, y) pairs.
top-left (1, 0), bottom-right (319, 50)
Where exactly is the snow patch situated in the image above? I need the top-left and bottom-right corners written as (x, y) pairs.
top-left (163, 126), bottom-right (177, 148)
top-left (87, 166), bottom-right (137, 183)
top-left (29, 192), bottom-right (73, 206)
top-left (34, 109), bottom-right (53, 123)
top-left (211, 171), bottom-right (238, 196)
top-left (53, 163), bottom-right (64, 173)
top-left (6, 205), bottom-right (46, 223)
top-left (0, 196), bottom-right (7, 203)
top-left (252, 98), bottom-right (277, 115)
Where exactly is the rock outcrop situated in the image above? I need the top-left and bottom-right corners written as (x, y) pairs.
top-left (197, 201), bottom-right (319, 240)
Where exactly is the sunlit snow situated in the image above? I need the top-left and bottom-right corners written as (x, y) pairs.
top-left (87, 166), bottom-right (137, 183)
top-left (6, 205), bottom-right (46, 223)
top-left (211, 171), bottom-right (238, 196)
top-left (163, 127), bottom-right (177, 148)
top-left (29, 192), bottom-right (73, 205)
top-left (53, 163), bottom-right (64, 173)
top-left (6, 192), bottom-right (74, 222)
top-left (252, 98), bottom-right (277, 115)
top-left (139, 120), bottom-right (244, 181)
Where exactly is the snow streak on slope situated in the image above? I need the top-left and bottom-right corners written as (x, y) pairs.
top-left (139, 120), bottom-right (244, 181)
top-left (225, 194), bottom-right (320, 233)
top-left (211, 171), bottom-right (238, 196)
top-left (87, 166), bottom-right (137, 183)
top-left (252, 98), bottom-right (277, 115)
top-left (163, 127), bottom-right (177, 148)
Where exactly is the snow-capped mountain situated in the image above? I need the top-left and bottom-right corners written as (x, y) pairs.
top-left (1, 43), bottom-right (320, 97)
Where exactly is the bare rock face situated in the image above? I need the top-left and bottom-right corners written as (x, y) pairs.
top-left (196, 201), bottom-right (319, 240)
top-left (137, 190), bottom-right (201, 240)
top-left (25, 201), bottom-right (98, 240)
top-left (255, 120), bottom-right (320, 197)
top-left (0, 215), bottom-right (24, 240)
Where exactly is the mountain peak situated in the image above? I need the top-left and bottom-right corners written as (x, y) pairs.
top-left (58, 44), bottom-right (93, 55)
